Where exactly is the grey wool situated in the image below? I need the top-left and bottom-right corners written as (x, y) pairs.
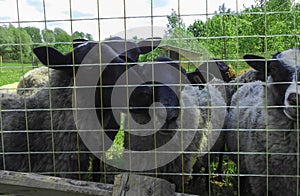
top-left (0, 69), bottom-right (90, 179)
top-left (226, 81), bottom-right (298, 195)
top-left (225, 69), bottom-right (266, 106)
top-left (226, 49), bottom-right (300, 195)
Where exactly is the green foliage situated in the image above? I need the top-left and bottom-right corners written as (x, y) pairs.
top-left (42, 29), bottom-right (55, 43)
top-left (0, 24), bottom-right (96, 66)
top-left (53, 28), bottom-right (73, 54)
top-left (72, 31), bottom-right (94, 41)
top-left (0, 25), bottom-right (34, 63)
top-left (184, 0), bottom-right (299, 71)
top-left (23, 26), bottom-right (42, 45)
top-left (0, 26), bottom-right (14, 59)
top-left (166, 8), bottom-right (185, 34)
top-left (139, 48), bottom-right (168, 62)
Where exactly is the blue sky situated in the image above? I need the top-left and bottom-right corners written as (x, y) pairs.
top-left (27, 0), bottom-right (44, 12)
top-left (0, 0), bottom-right (262, 40)
top-left (151, 0), bottom-right (169, 8)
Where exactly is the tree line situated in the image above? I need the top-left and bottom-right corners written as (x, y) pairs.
top-left (0, 0), bottom-right (299, 66)
top-left (0, 24), bottom-right (93, 63)
top-left (156, 0), bottom-right (300, 69)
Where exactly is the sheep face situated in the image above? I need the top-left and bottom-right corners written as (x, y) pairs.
top-left (244, 48), bottom-right (300, 121)
top-left (141, 57), bottom-right (189, 132)
top-left (279, 49), bottom-right (300, 121)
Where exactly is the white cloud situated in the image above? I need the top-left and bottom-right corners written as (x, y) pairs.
top-left (0, 0), bottom-right (18, 22)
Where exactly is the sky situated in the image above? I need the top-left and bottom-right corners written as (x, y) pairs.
top-left (0, 0), bottom-right (264, 40)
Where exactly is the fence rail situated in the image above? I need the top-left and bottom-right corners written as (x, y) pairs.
top-left (0, 170), bottom-right (196, 196)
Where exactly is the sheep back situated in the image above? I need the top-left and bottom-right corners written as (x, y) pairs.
top-left (0, 69), bottom-right (90, 180)
top-left (225, 69), bottom-right (266, 106)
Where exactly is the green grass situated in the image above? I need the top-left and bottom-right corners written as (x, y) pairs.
top-left (0, 62), bottom-right (35, 86)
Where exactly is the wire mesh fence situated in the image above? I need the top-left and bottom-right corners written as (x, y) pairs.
top-left (0, 0), bottom-right (300, 195)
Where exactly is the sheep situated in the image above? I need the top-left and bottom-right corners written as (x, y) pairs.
top-left (121, 57), bottom-right (227, 195)
top-left (226, 48), bottom-right (300, 195)
top-left (17, 67), bottom-right (52, 97)
top-left (0, 41), bottom-right (155, 180)
top-left (0, 68), bottom-right (91, 179)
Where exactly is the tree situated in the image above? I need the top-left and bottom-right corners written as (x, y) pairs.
top-left (166, 9), bottom-right (185, 34)
top-left (242, 0), bottom-right (294, 54)
top-left (23, 26), bottom-right (42, 45)
top-left (42, 29), bottom-right (55, 43)
top-left (0, 26), bottom-right (14, 60)
top-left (7, 25), bottom-right (33, 63)
top-left (187, 0), bottom-right (298, 61)
top-left (72, 31), bottom-right (93, 41)
top-left (187, 20), bottom-right (206, 38)
top-left (85, 33), bottom-right (93, 41)
top-left (53, 28), bottom-right (72, 53)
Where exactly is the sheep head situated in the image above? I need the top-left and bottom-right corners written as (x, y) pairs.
top-left (186, 59), bottom-right (234, 86)
top-left (139, 57), bottom-right (189, 132)
top-left (244, 48), bottom-right (300, 121)
top-left (33, 42), bottom-right (153, 142)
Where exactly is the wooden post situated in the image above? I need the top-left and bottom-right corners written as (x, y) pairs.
top-left (0, 55), bottom-right (2, 72)
top-left (113, 173), bottom-right (175, 196)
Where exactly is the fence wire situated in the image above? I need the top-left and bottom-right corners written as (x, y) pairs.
top-left (0, 0), bottom-right (300, 195)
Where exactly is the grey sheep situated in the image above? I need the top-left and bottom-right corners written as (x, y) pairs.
top-left (226, 48), bottom-right (300, 195)
top-left (0, 41), bottom-right (154, 180)
top-left (0, 68), bottom-right (90, 179)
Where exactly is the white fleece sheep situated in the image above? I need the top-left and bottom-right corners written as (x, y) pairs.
top-left (226, 48), bottom-right (300, 195)
top-left (17, 67), bottom-right (52, 97)
top-left (0, 68), bottom-right (50, 96)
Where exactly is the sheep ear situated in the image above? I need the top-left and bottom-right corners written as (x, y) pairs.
top-left (33, 46), bottom-right (67, 66)
top-left (33, 46), bottom-right (76, 76)
top-left (73, 39), bottom-right (88, 48)
top-left (103, 38), bottom-right (140, 62)
top-left (187, 71), bottom-right (206, 84)
top-left (137, 37), bottom-right (161, 54)
top-left (243, 54), bottom-right (270, 74)
top-left (187, 70), bottom-right (215, 84)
